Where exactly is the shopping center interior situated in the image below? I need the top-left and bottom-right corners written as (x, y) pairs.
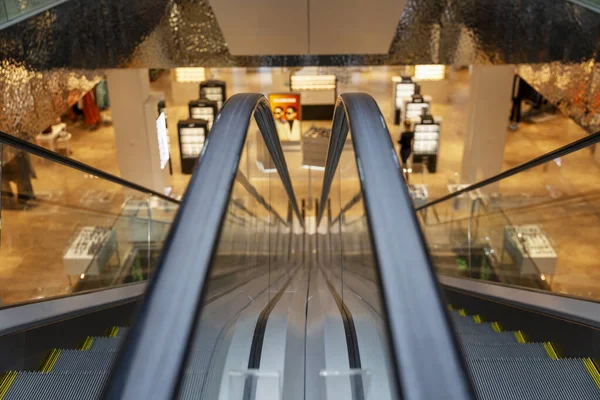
top-left (0, 65), bottom-right (595, 305)
top-left (1, 0), bottom-right (600, 399)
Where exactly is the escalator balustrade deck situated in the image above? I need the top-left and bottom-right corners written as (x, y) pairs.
top-left (450, 307), bottom-right (600, 400)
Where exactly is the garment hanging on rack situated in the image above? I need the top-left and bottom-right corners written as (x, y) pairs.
top-left (83, 92), bottom-right (101, 126)
top-left (95, 80), bottom-right (110, 110)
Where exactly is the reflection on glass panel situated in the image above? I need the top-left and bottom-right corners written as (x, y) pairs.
top-left (0, 144), bottom-right (179, 306)
top-left (314, 143), bottom-right (397, 400)
top-left (181, 113), bottom-right (303, 400)
top-left (421, 142), bottom-right (600, 301)
top-left (0, 1), bottom-right (7, 22)
top-left (3, 0), bottom-right (58, 21)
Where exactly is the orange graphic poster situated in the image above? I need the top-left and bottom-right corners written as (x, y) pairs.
top-left (268, 93), bottom-right (301, 142)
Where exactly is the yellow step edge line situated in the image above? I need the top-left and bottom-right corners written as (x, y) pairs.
top-left (458, 309), bottom-right (467, 317)
top-left (42, 349), bottom-right (61, 373)
top-left (81, 337), bottom-right (94, 351)
top-left (543, 342), bottom-right (559, 360)
top-left (472, 315), bottom-right (483, 324)
top-left (514, 330), bottom-right (527, 344)
top-left (447, 305), bottom-right (454, 311)
top-left (109, 327), bottom-right (119, 338)
top-left (583, 358), bottom-right (600, 390)
top-left (0, 371), bottom-right (18, 400)
top-left (40, 349), bottom-right (57, 373)
top-left (491, 322), bottom-right (502, 332)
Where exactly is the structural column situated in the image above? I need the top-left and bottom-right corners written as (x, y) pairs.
top-left (460, 65), bottom-right (515, 186)
top-left (106, 69), bottom-right (169, 193)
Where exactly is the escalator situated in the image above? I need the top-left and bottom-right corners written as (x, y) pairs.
top-left (0, 92), bottom-right (599, 400)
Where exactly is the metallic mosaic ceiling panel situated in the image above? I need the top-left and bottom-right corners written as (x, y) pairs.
top-left (518, 63), bottom-right (600, 133)
top-left (0, 0), bottom-right (598, 137)
top-left (0, 63), bottom-right (100, 139)
top-left (0, 0), bottom-right (598, 69)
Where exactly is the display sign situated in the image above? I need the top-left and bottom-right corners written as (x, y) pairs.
top-left (156, 112), bottom-right (170, 169)
top-left (157, 100), bottom-right (173, 175)
top-left (394, 78), bottom-right (417, 108)
top-left (177, 119), bottom-right (208, 174)
top-left (503, 225), bottom-right (557, 275)
top-left (63, 226), bottom-right (117, 276)
top-left (188, 100), bottom-right (218, 130)
top-left (199, 80), bottom-right (227, 110)
top-left (268, 93), bottom-right (302, 142)
top-left (392, 77), bottom-right (418, 125)
top-left (405, 94), bottom-right (430, 121)
top-left (290, 74), bottom-right (336, 121)
top-left (413, 113), bottom-right (440, 173)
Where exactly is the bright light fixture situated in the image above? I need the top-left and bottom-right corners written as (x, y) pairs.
top-left (175, 68), bottom-right (206, 83)
top-left (415, 65), bottom-right (445, 81)
top-left (302, 165), bottom-right (326, 171)
top-left (291, 75), bottom-right (336, 90)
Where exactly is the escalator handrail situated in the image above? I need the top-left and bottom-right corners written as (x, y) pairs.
top-left (416, 130), bottom-right (600, 211)
top-left (317, 93), bottom-right (475, 400)
top-left (0, 130), bottom-right (180, 204)
top-left (102, 93), bottom-right (302, 400)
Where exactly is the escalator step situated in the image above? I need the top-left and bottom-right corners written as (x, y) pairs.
top-left (105, 326), bottom-right (129, 338)
top-left (52, 350), bottom-right (117, 372)
top-left (177, 373), bottom-right (207, 400)
top-left (460, 332), bottom-right (519, 344)
top-left (450, 313), bottom-right (478, 324)
top-left (461, 343), bottom-right (550, 359)
top-left (467, 358), bottom-right (600, 400)
top-left (88, 336), bottom-right (124, 351)
top-left (3, 372), bottom-right (108, 400)
top-left (454, 323), bottom-right (497, 335)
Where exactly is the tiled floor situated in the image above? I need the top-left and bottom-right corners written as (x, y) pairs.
top-left (0, 66), bottom-right (599, 306)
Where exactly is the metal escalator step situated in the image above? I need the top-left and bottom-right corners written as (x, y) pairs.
top-left (454, 323), bottom-right (497, 335)
top-left (88, 336), bottom-right (124, 351)
top-left (467, 358), bottom-right (600, 400)
top-left (450, 315), bottom-right (479, 328)
top-left (461, 343), bottom-right (549, 359)
top-left (52, 350), bottom-right (117, 372)
top-left (450, 312), bottom-right (477, 321)
top-left (3, 372), bottom-right (108, 400)
top-left (459, 332), bottom-right (519, 344)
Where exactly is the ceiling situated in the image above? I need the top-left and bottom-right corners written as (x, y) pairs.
top-left (0, 0), bottom-right (597, 69)
top-left (209, 0), bottom-right (407, 55)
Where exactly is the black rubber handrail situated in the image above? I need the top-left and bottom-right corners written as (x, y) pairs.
top-left (0, 130), bottom-right (180, 204)
top-left (102, 94), bottom-right (302, 400)
top-left (416, 131), bottom-right (600, 211)
top-left (317, 93), bottom-right (475, 400)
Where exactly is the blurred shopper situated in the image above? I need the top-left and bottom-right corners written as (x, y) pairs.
top-left (398, 120), bottom-right (414, 181)
top-left (1, 149), bottom-right (36, 209)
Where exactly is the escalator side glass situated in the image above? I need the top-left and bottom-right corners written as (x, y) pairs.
top-left (178, 111), bottom-right (302, 400)
top-left (0, 143), bottom-right (178, 307)
top-left (419, 140), bottom-right (600, 301)
top-left (316, 142), bottom-right (397, 400)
